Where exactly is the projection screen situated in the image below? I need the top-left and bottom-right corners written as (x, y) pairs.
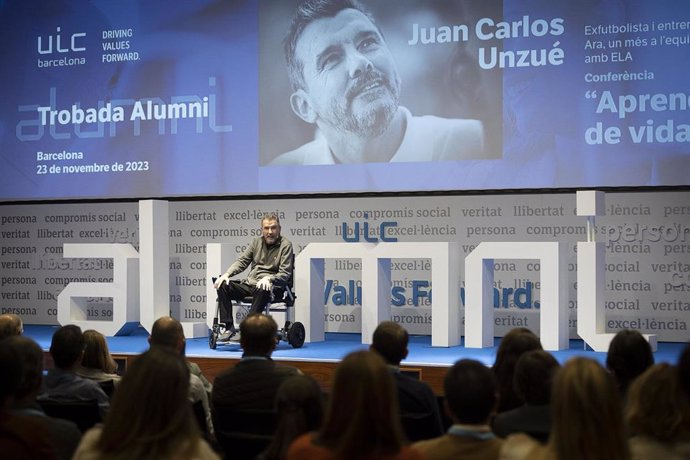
top-left (1, 0), bottom-right (688, 201)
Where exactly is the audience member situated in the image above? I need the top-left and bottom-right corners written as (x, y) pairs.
top-left (5, 335), bottom-right (81, 460)
top-left (500, 357), bottom-right (629, 460)
top-left (190, 359), bottom-right (214, 396)
top-left (678, 343), bottom-right (690, 398)
top-left (0, 313), bottom-right (23, 339)
top-left (606, 329), bottom-right (654, 399)
top-left (72, 347), bottom-right (220, 460)
top-left (0, 336), bottom-right (57, 460)
top-left (371, 321), bottom-right (444, 440)
top-left (39, 325), bottom-right (109, 416)
top-left (149, 316), bottom-right (213, 435)
top-left (287, 350), bottom-right (423, 460)
top-left (258, 374), bottom-right (325, 460)
top-left (77, 330), bottom-right (121, 386)
top-left (212, 314), bottom-right (300, 426)
top-left (492, 328), bottom-right (543, 413)
top-left (626, 363), bottom-right (690, 460)
top-left (493, 350), bottom-right (560, 442)
top-left (211, 314), bottom-right (301, 457)
top-left (414, 359), bottom-right (503, 460)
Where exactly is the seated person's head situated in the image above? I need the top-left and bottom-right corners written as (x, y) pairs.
top-left (82, 329), bottom-right (118, 374)
top-left (0, 337), bottom-right (24, 408)
top-left (444, 359), bottom-right (498, 425)
top-left (371, 321), bottom-right (408, 366)
top-left (493, 327), bottom-right (543, 371)
top-left (514, 350), bottom-right (560, 406)
top-left (149, 316), bottom-right (185, 354)
top-left (50, 324), bottom-right (85, 370)
top-left (0, 313), bottom-right (23, 340)
top-left (240, 314), bottom-right (278, 356)
top-left (2, 336), bottom-right (43, 401)
top-left (492, 327), bottom-right (542, 410)
top-left (264, 374), bottom-right (326, 459)
top-left (606, 329), bottom-right (654, 394)
top-left (550, 358), bottom-right (627, 459)
top-left (111, 346), bottom-right (190, 416)
top-left (276, 374), bottom-right (324, 428)
top-left (319, 350), bottom-right (404, 457)
top-left (98, 347), bottom-right (196, 457)
top-left (262, 375), bottom-right (324, 458)
top-left (553, 357), bottom-right (621, 423)
top-left (626, 363), bottom-right (690, 443)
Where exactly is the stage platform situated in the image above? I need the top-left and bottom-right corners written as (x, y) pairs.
top-left (25, 325), bottom-right (687, 395)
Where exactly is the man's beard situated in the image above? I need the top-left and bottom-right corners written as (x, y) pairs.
top-left (328, 69), bottom-right (400, 138)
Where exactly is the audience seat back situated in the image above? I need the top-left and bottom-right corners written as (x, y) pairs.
top-left (38, 399), bottom-right (102, 433)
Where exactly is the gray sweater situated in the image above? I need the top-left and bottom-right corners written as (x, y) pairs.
top-left (225, 236), bottom-right (293, 286)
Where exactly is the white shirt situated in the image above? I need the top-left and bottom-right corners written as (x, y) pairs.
top-left (270, 107), bottom-right (484, 165)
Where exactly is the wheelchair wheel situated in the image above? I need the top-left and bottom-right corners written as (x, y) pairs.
top-left (287, 322), bottom-right (305, 348)
top-left (209, 329), bottom-right (218, 350)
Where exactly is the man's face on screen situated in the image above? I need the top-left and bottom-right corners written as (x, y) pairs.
top-left (261, 218), bottom-right (280, 245)
top-left (294, 8), bottom-right (401, 138)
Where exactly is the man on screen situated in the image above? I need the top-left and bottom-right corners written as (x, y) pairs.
top-left (213, 213), bottom-right (293, 340)
top-left (270, 0), bottom-right (484, 165)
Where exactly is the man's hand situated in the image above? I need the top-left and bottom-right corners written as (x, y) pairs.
top-left (214, 273), bottom-right (230, 289)
top-left (256, 276), bottom-right (273, 291)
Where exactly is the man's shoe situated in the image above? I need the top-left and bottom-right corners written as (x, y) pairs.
top-left (217, 327), bottom-right (237, 342)
top-left (229, 332), bottom-right (241, 342)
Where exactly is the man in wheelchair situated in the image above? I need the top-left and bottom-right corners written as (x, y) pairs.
top-left (213, 213), bottom-right (294, 341)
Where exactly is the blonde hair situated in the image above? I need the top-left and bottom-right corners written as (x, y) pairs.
top-left (549, 357), bottom-right (629, 460)
top-left (82, 329), bottom-right (118, 374)
top-left (97, 347), bottom-right (199, 459)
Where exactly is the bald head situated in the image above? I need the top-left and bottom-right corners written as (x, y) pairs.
top-left (0, 314), bottom-right (23, 340)
top-left (240, 314), bottom-right (278, 356)
top-left (149, 316), bottom-right (185, 354)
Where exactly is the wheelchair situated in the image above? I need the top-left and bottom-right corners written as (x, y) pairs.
top-left (209, 278), bottom-right (305, 350)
